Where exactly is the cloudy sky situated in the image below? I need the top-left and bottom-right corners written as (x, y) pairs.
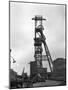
top-left (10, 2), bottom-right (65, 75)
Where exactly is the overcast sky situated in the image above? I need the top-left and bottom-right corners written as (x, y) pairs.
top-left (10, 2), bottom-right (65, 75)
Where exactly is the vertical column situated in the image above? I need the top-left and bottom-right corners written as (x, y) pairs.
top-left (32, 16), bottom-right (46, 73)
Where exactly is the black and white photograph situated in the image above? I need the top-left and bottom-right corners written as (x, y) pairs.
top-left (9, 1), bottom-right (66, 89)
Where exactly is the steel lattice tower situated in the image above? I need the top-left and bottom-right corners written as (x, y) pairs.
top-left (32, 15), bottom-right (53, 73)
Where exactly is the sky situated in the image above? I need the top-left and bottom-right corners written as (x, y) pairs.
top-left (10, 2), bottom-right (66, 75)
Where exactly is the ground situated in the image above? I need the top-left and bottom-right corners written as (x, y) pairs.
top-left (33, 80), bottom-right (62, 87)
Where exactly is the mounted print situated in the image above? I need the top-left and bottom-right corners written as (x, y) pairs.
top-left (9, 1), bottom-right (66, 89)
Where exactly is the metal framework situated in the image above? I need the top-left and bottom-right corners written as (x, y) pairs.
top-left (32, 15), bottom-right (53, 73)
